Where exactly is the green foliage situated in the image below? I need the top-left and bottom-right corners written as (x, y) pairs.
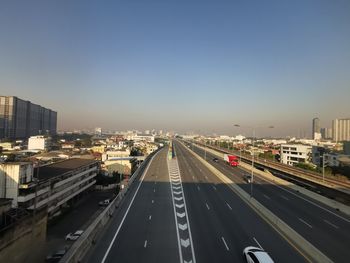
top-left (258, 152), bottom-right (275, 161)
top-left (294, 162), bottom-right (317, 172)
top-left (95, 172), bottom-right (123, 186)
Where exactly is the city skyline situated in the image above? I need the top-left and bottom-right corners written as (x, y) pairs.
top-left (1, 0), bottom-right (350, 136)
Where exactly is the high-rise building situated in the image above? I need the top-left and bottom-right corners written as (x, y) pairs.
top-left (0, 96), bottom-right (57, 139)
top-left (312, 118), bottom-right (320, 140)
top-left (333, 118), bottom-right (350, 142)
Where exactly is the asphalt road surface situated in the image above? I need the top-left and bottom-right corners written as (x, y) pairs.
top-left (187, 142), bottom-right (350, 263)
top-left (85, 143), bottom-right (308, 263)
top-left (174, 140), bottom-right (307, 263)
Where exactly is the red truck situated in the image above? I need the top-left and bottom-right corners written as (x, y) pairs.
top-left (224, 154), bottom-right (239, 167)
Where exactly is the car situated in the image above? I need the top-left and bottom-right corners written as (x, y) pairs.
top-left (45, 249), bottom-right (67, 262)
top-left (243, 246), bottom-right (274, 263)
top-left (245, 174), bottom-right (252, 183)
top-left (99, 199), bottom-right (111, 206)
top-left (65, 230), bottom-right (84, 241)
top-left (212, 157), bottom-right (219, 162)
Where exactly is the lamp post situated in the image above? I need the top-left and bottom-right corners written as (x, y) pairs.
top-left (234, 124), bottom-right (274, 198)
top-left (322, 153), bottom-right (328, 183)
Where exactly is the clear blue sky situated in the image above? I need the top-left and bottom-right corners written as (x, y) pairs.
top-left (1, 0), bottom-right (349, 137)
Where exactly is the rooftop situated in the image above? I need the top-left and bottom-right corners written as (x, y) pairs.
top-left (34, 158), bottom-right (98, 181)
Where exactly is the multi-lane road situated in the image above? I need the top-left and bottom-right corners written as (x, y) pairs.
top-left (86, 147), bottom-right (179, 263)
top-left (85, 142), bottom-right (313, 263)
top-left (187, 141), bottom-right (350, 262)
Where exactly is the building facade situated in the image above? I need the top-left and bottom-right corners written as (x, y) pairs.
top-left (0, 159), bottom-right (99, 218)
top-left (332, 118), bottom-right (350, 142)
top-left (312, 118), bottom-right (320, 140)
top-left (280, 144), bottom-right (312, 166)
top-left (28, 135), bottom-right (51, 151)
top-left (0, 96), bottom-right (57, 139)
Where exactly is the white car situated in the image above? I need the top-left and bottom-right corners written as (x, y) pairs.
top-left (243, 246), bottom-right (274, 263)
top-left (65, 230), bottom-right (84, 241)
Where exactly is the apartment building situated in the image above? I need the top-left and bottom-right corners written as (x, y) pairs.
top-left (0, 96), bottom-right (57, 139)
top-left (333, 118), bottom-right (350, 142)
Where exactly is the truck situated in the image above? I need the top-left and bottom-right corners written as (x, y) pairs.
top-left (224, 154), bottom-right (239, 167)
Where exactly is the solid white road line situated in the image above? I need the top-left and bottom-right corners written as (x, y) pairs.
top-left (144, 240), bottom-right (148, 248)
top-left (205, 203), bottom-right (210, 210)
top-left (221, 237), bottom-right (230, 251)
top-left (152, 200), bottom-right (154, 204)
top-left (226, 203), bottom-right (232, 210)
top-left (149, 215), bottom-right (152, 220)
top-left (323, 219), bottom-right (339, 229)
top-left (101, 151), bottom-right (159, 263)
top-left (253, 237), bottom-right (263, 249)
top-left (298, 218), bottom-right (313, 228)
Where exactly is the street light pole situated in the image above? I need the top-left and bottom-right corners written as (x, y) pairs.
top-left (322, 153), bottom-right (327, 183)
top-left (251, 129), bottom-right (255, 197)
top-left (233, 124), bottom-right (274, 198)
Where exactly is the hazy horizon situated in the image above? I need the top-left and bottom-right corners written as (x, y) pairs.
top-left (1, 0), bottom-right (350, 137)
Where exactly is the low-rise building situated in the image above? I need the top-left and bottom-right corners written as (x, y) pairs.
top-left (280, 144), bottom-right (312, 166)
top-left (28, 135), bottom-right (51, 151)
top-left (0, 158), bottom-right (99, 218)
top-left (133, 134), bottom-right (155, 143)
top-left (102, 150), bottom-right (130, 162)
top-left (91, 145), bottom-right (106, 154)
top-left (0, 142), bottom-right (15, 151)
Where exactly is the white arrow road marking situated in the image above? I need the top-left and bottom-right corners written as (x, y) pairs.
top-left (178, 223), bottom-right (188, 230)
top-left (175, 203), bottom-right (185, 209)
top-left (177, 212), bottom-right (186, 218)
top-left (181, 239), bottom-right (190, 248)
top-left (174, 196), bottom-right (183, 201)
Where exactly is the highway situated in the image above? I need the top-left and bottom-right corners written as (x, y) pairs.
top-left (84, 142), bottom-right (309, 263)
top-left (173, 140), bottom-right (307, 263)
top-left (187, 141), bottom-right (350, 262)
top-left (85, 147), bottom-right (180, 263)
